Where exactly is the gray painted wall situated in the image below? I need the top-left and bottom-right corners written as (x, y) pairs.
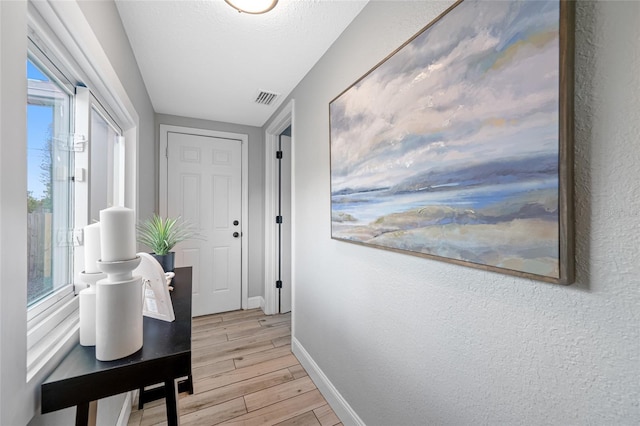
top-left (156, 114), bottom-right (265, 299)
top-left (1, 2), bottom-right (30, 424)
top-left (263, 1), bottom-right (639, 424)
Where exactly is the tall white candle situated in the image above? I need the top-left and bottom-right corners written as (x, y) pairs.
top-left (100, 206), bottom-right (136, 262)
top-left (84, 222), bottom-right (101, 273)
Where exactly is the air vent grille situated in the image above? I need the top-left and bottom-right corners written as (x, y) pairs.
top-left (255, 90), bottom-right (279, 106)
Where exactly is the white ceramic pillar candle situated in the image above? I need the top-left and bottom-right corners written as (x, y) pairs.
top-left (84, 222), bottom-right (101, 273)
top-left (95, 207), bottom-right (142, 360)
top-left (78, 270), bottom-right (105, 347)
top-left (79, 280), bottom-right (97, 346)
top-left (100, 206), bottom-right (136, 261)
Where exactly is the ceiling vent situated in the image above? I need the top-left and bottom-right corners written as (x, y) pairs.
top-left (255, 90), bottom-right (279, 106)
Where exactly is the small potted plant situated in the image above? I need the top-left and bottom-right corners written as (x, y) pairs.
top-left (136, 214), bottom-right (196, 272)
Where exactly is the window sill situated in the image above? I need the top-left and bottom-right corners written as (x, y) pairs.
top-left (27, 296), bottom-right (79, 383)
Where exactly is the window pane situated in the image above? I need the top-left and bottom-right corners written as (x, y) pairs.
top-left (27, 59), bottom-right (73, 306)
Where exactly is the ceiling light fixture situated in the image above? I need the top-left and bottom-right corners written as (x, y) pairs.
top-left (224, 0), bottom-right (278, 14)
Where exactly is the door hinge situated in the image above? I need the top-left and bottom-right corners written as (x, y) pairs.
top-left (276, 150), bottom-right (283, 159)
top-left (276, 280), bottom-right (282, 289)
top-left (276, 216), bottom-right (283, 224)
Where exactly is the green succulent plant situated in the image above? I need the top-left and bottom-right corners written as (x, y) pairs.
top-left (136, 215), bottom-right (196, 255)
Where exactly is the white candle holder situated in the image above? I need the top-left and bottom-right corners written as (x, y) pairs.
top-left (95, 256), bottom-right (143, 361)
top-left (78, 271), bottom-right (106, 346)
top-left (96, 257), bottom-right (142, 281)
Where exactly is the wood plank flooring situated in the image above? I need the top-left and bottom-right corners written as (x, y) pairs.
top-left (128, 309), bottom-right (342, 426)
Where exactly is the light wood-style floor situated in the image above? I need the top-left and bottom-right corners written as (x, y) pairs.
top-left (128, 309), bottom-right (341, 426)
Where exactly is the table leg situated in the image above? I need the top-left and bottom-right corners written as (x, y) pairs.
top-left (75, 402), bottom-right (88, 426)
top-left (75, 400), bottom-right (97, 426)
top-left (165, 379), bottom-right (180, 426)
top-left (187, 374), bottom-right (194, 395)
top-left (138, 386), bottom-right (145, 409)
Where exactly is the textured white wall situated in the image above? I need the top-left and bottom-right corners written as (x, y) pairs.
top-left (265, 1), bottom-right (640, 424)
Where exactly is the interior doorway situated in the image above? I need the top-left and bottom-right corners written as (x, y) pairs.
top-left (276, 128), bottom-right (292, 314)
top-left (166, 131), bottom-right (242, 316)
top-left (159, 124), bottom-right (249, 314)
top-left (264, 100), bottom-right (294, 315)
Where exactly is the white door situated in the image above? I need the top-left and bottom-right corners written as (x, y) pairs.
top-left (279, 135), bottom-right (292, 314)
top-left (167, 132), bottom-right (242, 316)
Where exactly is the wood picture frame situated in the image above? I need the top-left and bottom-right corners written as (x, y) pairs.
top-left (329, 0), bottom-right (574, 284)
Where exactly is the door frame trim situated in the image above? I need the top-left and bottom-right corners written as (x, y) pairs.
top-left (159, 124), bottom-right (249, 310)
top-left (264, 100), bottom-right (295, 315)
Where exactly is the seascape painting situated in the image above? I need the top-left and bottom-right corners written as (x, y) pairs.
top-left (330, 0), bottom-right (574, 283)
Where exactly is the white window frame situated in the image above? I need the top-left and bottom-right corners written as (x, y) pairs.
top-left (24, 45), bottom-right (131, 381)
top-left (0, 1), bottom-right (140, 424)
top-left (26, 39), bottom-right (79, 383)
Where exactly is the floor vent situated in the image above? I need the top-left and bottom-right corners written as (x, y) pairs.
top-left (255, 90), bottom-right (279, 106)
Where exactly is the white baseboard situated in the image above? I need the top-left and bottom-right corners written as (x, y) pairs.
top-left (291, 337), bottom-right (365, 426)
top-left (116, 391), bottom-right (133, 426)
top-left (248, 296), bottom-right (265, 311)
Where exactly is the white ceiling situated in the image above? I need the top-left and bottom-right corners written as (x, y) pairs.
top-left (115, 0), bottom-right (368, 127)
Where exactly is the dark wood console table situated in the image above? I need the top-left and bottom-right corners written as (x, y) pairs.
top-left (41, 267), bottom-right (193, 426)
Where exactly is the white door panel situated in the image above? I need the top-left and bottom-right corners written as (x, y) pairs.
top-left (167, 132), bottom-right (242, 316)
top-left (280, 135), bottom-right (292, 314)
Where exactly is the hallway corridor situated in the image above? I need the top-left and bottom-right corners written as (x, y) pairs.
top-left (129, 309), bottom-right (341, 426)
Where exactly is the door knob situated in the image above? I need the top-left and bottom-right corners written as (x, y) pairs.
top-left (233, 232), bottom-right (240, 238)
top-left (233, 220), bottom-right (239, 226)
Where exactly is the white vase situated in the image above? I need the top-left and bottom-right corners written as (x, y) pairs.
top-left (95, 276), bottom-right (143, 361)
